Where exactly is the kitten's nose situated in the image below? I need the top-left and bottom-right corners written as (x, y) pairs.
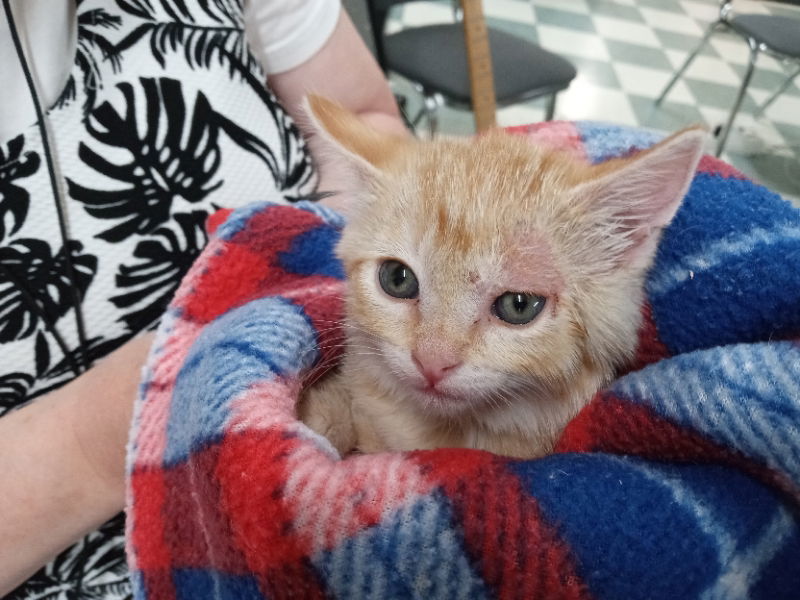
top-left (411, 350), bottom-right (462, 387)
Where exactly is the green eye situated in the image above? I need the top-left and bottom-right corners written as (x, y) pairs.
top-left (379, 260), bottom-right (419, 299)
top-left (493, 292), bottom-right (546, 325)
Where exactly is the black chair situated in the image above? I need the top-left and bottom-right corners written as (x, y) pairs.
top-left (656, 0), bottom-right (800, 156)
top-left (367, 0), bottom-right (576, 135)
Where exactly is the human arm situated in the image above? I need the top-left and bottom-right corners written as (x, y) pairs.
top-left (266, 6), bottom-right (410, 210)
top-left (0, 333), bottom-right (153, 595)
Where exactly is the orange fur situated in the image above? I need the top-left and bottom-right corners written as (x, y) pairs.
top-left (299, 96), bottom-right (706, 459)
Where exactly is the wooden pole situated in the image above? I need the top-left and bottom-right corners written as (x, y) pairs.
top-left (461, 0), bottom-right (497, 132)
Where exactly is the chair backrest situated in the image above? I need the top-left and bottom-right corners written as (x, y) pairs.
top-left (367, 0), bottom-right (498, 132)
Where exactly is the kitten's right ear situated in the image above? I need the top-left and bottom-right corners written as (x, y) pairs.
top-left (305, 95), bottom-right (411, 174)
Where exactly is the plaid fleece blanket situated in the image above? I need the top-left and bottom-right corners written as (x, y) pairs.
top-left (126, 122), bottom-right (800, 600)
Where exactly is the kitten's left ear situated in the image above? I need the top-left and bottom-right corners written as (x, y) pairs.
top-left (577, 126), bottom-right (707, 270)
top-left (304, 94), bottom-right (412, 174)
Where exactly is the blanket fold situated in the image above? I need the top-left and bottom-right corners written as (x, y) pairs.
top-left (127, 122), bottom-right (800, 600)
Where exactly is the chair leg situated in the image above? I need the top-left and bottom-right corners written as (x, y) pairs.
top-left (408, 84), bottom-right (430, 131)
top-left (715, 46), bottom-right (758, 157)
top-left (544, 93), bottom-right (557, 121)
top-left (656, 20), bottom-right (722, 106)
top-left (423, 94), bottom-right (440, 137)
top-left (754, 64), bottom-right (800, 118)
top-left (393, 93), bottom-right (417, 133)
top-left (410, 106), bottom-right (426, 130)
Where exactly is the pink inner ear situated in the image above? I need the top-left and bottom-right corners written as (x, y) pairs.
top-left (586, 129), bottom-right (706, 268)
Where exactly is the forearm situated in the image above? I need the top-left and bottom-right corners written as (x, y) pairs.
top-left (0, 333), bottom-right (152, 595)
top-left (267, 7), bottom-right (409, 209)
top-left (314, 108), bottom-right (408, 209)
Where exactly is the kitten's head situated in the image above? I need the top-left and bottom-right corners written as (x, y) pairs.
top-left (308, 96), bottom-right (704, 427)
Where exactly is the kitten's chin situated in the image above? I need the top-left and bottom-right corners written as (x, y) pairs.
top-left (411, 385), bottom-right (465, 415)
top-left (402, 381), bottom-right (495, 419)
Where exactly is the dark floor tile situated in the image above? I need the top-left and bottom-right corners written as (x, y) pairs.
top-left (637, 0), bottom-right (685, 13)
top-left (486, 16), bottom-right (538, 42)
top-left (684, 77), bottom-right (759, 112)
top-left (585, 0), bottom-right (645, 23)
top-left (535, 6), bottom-right (596, 32)
top-left (628, 93), bottom-right (706, 131)
top-left (730, 63), bottom-right (800, 94)
top-left (563, 54), bottom-right (621, 88)
top-left (652, 28), bottom-right (720, 58)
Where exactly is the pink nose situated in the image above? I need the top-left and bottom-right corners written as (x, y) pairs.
top-left (411, 351), bottom-right (462, 387)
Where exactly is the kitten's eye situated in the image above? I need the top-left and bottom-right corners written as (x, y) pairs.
top-left (493, 292), bottom-right (546, 325)
top-left (379, 260), bottom-right (419, 299)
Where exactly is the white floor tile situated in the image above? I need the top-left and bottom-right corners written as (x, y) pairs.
top-left (555, 76), bottom-right (639, 125)
top-left (761, 93), bottom-right (800, 126)
top-left (614, 63), bottom-right (696, 104)
top-left (591, 15), bottom-right (662, 48)
top-left (497, 103), bottom-right (546, 127)
top-left (395, 2), bottom-right (454, 27)
top-left (665, 48), bottom-right (689, 70)
top-left (682, 54), bottom-right (742, 86)
top-left (663, 49), bottom-right (746, 87)
top-left (746, 88), bottom-right (792, 115)
top-left (708, 36), bottom-right (753, 67)
top-left (696, 104), bottom-right (732, 128)
top-left (729, 0), bottom-right (773, 16)
top-left (640, 7), bottom-right (705, 35)
top-left (536, 24), bottom-right (610, 60)
top-left (384, 17), bottom-right (402, 35)
top-left (747, 88), bottom-right (770, 102)
top-left (485, 0), bottom-right (536, 24)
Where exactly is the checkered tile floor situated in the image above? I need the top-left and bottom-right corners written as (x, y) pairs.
top-left (386, 0), bottom-right (800, 202)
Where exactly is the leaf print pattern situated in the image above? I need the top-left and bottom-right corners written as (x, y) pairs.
top-left (0, 240), bottom-right (97, 343)
top-left (68, 77), bottom-right (307, 243)
top-left (55, 5), bottom-right (123, 114)
top-left (113, 0), bottom-right (315, 194)
top-left (0, 371), bottom-right (33, 415)
top-left (67, 78), bottom-right (225, 242)
top-left (0, 135), bottom-right (40, 241)
top-left (117, 0), bottom-right (258, 74)
top-left (111, 210), bottom-right (209, 332)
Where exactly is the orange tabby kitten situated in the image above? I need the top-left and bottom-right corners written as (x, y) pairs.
top-left (299, 96), bottom-right (705, 459)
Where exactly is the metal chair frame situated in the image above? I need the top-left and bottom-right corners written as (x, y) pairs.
top-left (656, 1), bottom-right (800, 156)
top-left (369, 0), bottom-right (565, 135)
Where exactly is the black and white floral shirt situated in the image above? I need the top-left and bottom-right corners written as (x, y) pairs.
top-left (1, 0), bottom-right (336, 596)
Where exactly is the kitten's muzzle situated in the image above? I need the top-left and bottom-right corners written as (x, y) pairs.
top-left (411, 350), bottom-right (462, 388)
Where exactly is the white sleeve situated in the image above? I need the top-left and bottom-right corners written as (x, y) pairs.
top-left (244, 0), bottom-right (342, 75)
